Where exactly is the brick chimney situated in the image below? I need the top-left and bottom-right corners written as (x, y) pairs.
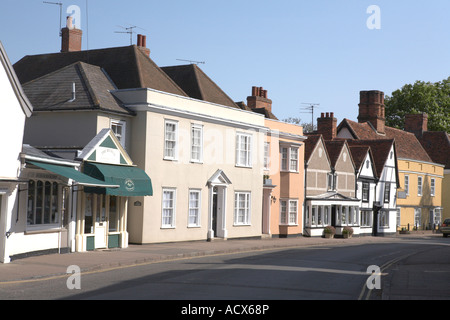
top-left (61, 16), bottom-right (82, 53)
top-left (317, 112), bottom-right (337, 140)
top-left (137, 34), bottom-right (150, 56)
top-left (405, 113), bottom-right (428, 138)
top-left (247, 86), bottom-right (272, 112)
top-left (358, 90), bottom-right (385, 134)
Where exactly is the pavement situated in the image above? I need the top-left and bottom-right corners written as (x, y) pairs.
top-left (0, 231), bottom-right (443, 283)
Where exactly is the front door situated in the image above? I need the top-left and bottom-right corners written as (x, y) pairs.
top-left (94, 194), bottom-right (107, 248)
top-left (212, 187), bottom-right (218, 236)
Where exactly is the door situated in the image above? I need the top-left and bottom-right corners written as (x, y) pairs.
top-left (212, 187), bottom-right (218, 236)
top-left (94, 194), bottom-right (107, 248)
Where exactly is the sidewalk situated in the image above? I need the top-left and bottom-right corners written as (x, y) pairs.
top-left (0, 231), bottom-right (441, 283)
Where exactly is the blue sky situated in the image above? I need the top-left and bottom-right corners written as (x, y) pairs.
top-left (1, 0), bottom-right (449, 125)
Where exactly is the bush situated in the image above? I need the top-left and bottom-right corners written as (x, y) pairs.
top-left (342, 226), bottom-right (354, 235)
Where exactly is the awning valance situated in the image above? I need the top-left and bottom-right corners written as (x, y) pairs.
top-left (83, 162), bottom-right (153, 196)
top-left (27, 161), bottom-right (120, 188)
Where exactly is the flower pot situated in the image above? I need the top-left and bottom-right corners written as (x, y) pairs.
top-left (324, 233), bottom-right (334, 239)
top-left (343, 233), bottom-right (352, 239)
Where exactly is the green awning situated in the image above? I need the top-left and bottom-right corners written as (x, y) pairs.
top-left (83, 162), bottom-right (153, 196)
top-left (28, 161), bottom-right (120, 188)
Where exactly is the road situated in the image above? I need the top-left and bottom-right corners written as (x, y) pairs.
top-left (0, 237), bottom-right (449, 304)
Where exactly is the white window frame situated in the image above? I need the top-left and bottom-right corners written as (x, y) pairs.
top-left (110, 119), bottom-right (126, 149)
top-left (417, 176), bottom-right (423, 196)
top-left (280, 146), bottom-right (299, 173)
top-left (234, 191), bottom-right (251, 225)
top-left (236, 133), bottom-right (252, 168)
top-left (264, 142), bottom-right (270, 170)
top-left (327, 173), bottom-right (337, 191)
top-left (289, 147), bottom-right (299, 172)
top-left (281, 147), bottom-right (288, 171)
top-left (27, 180), bottom-right (61, 229)
top-left (414, 207), bottom-right (421, 227)
top-left (164, 120), bottom-right (178, 160)
top-left (190, 124), bottom-right (203, 163)
top-left (188, 189), bottom-right (201, 227)
top-left (162, 188), bottom-right (176, 228)
top-left (430, 178), bottom-right (435, 196)
top-left (280, 199), bottom-right (298, 225)
top-left (404, 175), bottom-right (409, 195)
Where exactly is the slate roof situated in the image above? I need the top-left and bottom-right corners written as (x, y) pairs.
top-left (22, 61), bottom-right (132, 115)
top-left (338, 118), bottom-right (432, 163)
top-left (14, 45), bottom-right (187, 96)
top-left (161, 64), bottom-right (239, 109)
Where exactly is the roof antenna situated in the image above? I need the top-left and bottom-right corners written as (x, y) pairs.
top-left (43, 1), bottom-right (63, 37)
top-left (176, 59), bottom-right (205, 65)
top-left (300, 103), bottom-right (320, 130)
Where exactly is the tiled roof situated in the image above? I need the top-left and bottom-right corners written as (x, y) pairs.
top-left (338, 118), bottom-right (432, 162)
top-left (161, 64), bottom-right (239, 109)
top-left (22, 61), bottom-right (132, 115)
top-left (419, 131), bottom-right (450, 168)
top-left (14, 45), bottom-right (187, 96)
top-left (304, 134), bottom-right (323, 163)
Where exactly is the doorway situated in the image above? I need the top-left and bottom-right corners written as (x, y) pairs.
top-left (212, 187), bottom-right (218, 236)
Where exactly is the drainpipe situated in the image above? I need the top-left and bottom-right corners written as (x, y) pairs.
top-left (67, 82), bottom-right (76, 103)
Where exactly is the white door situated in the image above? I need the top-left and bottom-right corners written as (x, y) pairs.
top-left (94, 194), bottom-right (107, 248)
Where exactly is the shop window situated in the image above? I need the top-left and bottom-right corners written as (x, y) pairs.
top-left (27, 180), bottom-right (59, 226)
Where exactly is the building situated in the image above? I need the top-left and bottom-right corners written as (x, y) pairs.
top-left (14, 19), bottom-right (268, 246)
top-left (303, 130), bottom-right (360, 237)
top-left (240, 87), bottom-right (306, 238)
top-left (405, 113), bottom-right (449, 223)
top-left (337, 90), bottom-right (443, 231)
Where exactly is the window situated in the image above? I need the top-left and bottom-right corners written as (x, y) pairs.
top-left (404, 175), bottom-right (409, 195)
top-left (191, 124), bottom-right (203, 163)
top-left (264, 142), bottom-right (270, 170)
top-left (361, 210), bottom-right (371, 227)
top-left (289, 147), bottom-right (299, 172)
top-left (162, 188), bottom-right (176, 228)
top-left (327, 173), bottom-right (337, 191)
top-left (236, 133), bottom-right (252, 167)
top-left (164, 120), bottom-right (178, 160)
top-left (414, 208), bottom-right (421, 227)
top-left (430, 178), bottom-right (435, 196)
top-left (380, 211), bottom-right (389, 227)
top-left (362, 182), bottom-right (369, 202)
top-left (188, 190), bottom-right (201, 227)
top-left (109, 196), bottom-right (118, 232)
top-left (234, 192), bottom-right (251, 225)
top-left (280, 200), bottom-right (298, 225)
top-left (27, 180), bottom-right (59, 226)
top-left (384, 183), bottom-right (390, 203)
top-left (417, 176), bottom-right (423, 196)
top-left (111, 120), bottom-right (126, 148)
top-left (281, 147), bottom-right (288, 171)
top-left (280, 146), bottom-right (299, 172)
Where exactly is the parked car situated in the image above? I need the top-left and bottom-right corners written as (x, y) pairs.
top-left (441, 219), bottom-right (450, 238)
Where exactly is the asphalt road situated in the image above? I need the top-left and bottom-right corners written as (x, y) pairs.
top-left (0, 237), bottom-right (449, 303)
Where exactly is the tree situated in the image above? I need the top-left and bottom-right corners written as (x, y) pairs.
top-left (282, 117), bottom-right (317, 133)
top-left (385, 77), bottom-right (450, 132)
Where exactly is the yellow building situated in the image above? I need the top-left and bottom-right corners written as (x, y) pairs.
top-left (397, 159), bottom-right (444, 230)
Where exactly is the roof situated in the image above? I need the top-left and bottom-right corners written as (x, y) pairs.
top-left (22, 61), bottom-right (132, 115)
top-left (349, 145), bottom-right (371, 171)
top-left (161, 64), bottom-right (239, 109)
top-left (0, 41), bottom-right (33, 117)
top-left (324, 139), bottom-right (354, 169)
top-left (418, 131), bottom-right (450, 168)
top-left (304, 134), bottom-right (325, 163)
top-left (346, 139), bottom-right (395, 178)
top-left (14, 45), bottom-right (187, 97)
top-left (338, 118), bottom-right (432, 162)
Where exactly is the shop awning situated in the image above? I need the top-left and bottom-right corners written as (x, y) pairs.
top-left (83, 162), bottom-right (153, 196)
top-left (27, 161), bottom-right (120, 188)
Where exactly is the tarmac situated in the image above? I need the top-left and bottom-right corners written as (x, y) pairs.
top-left (0, 231), bottom-right (443, 284)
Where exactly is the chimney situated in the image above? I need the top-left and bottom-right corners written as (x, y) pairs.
top-left (405, 113), bottom-right (428, 138)
top-left (317, 112), bottom-right (337, 140)
top-left (61, 16), bottom-right (82, 53)
top-left (358, 90), bottom-right (385, 134)
top-left (247, 86), bottom-right (272, 112)
top-left (137, 34), bottom-right (150, 56)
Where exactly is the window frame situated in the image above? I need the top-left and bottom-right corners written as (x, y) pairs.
top-left (280, 199), bottom-right (298, 226)
top-left (236, 133), bottom-right (252, 168)
top-left (430, 178), bottom-right (435, 197)
top-left (188, 189), bottom-right (201, 227)
top-left (161, 188), bottom-right (176, 228)
top-left (417, 176), bottom-right (423, 196)
top-left (190, 124), bottom-right (203, 163)
top-left (27, 179), bottom-right (60, 229)
top-left (110, 119), bottom-right (126, 149)
top-left (164, 120), bottom-right (179, 161)
top-left (234, 191), bottom-right (251, 225)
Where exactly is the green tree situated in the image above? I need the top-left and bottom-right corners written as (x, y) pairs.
top-left (385, 77), bottom-right (450, 132)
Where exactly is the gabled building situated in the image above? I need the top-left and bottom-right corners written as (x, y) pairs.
top-left (303, 132), bottom-right (359, 237)
top-left (337, 90), bottom-right (443, 231)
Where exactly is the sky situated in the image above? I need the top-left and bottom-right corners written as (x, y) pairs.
top-left (1, 0), bottom-right (449, 126)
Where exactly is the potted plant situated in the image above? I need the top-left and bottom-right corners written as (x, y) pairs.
top-left (323, 226), bottom-right (336, 239)
top-left (342, 226), bottom-right (354, 238)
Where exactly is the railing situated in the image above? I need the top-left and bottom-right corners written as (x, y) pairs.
top-left (398, 223), bottom-right (442, 233)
